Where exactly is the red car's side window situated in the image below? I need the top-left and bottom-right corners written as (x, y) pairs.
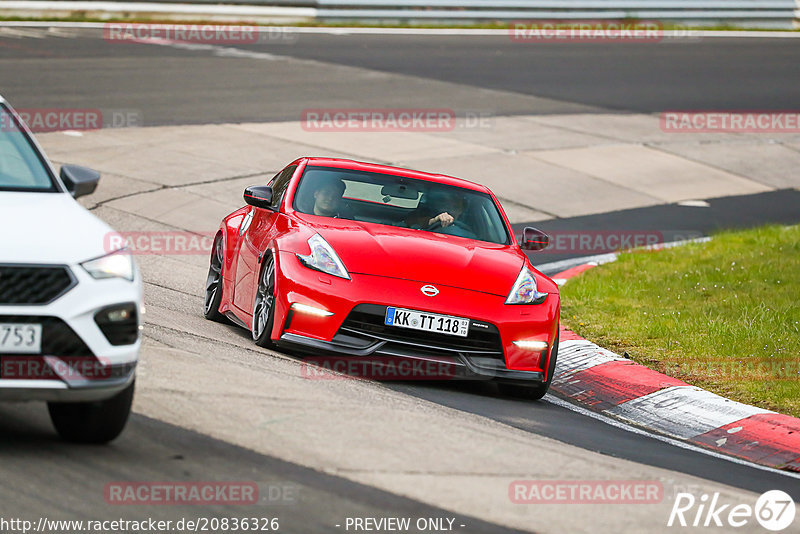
top-left (268, 165), bottom-right (297, 210)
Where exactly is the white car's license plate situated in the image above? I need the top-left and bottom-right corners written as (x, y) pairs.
top-left (0, 323), bottom-right (42, 354)
top-left (384, 307), bottom-right (470, 337)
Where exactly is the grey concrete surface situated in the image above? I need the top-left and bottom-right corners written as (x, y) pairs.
top-left (39, 114), bottom-right (799, 224)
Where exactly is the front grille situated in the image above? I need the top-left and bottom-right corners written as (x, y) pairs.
top-left (0, 265), bottom-right (76, 305)
top-left (0, 315), bottom-right (93, 357)
top-left (339, 304), bottom-right (505, 359)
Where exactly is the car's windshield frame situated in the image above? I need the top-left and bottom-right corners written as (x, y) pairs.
top-left (0, 103), bottom-right (59, 193)
top-left (292, 165), bottom-right (511, 245)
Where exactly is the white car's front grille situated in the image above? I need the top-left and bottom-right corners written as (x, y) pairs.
top-left (0, 265), bottom-right (75, 305)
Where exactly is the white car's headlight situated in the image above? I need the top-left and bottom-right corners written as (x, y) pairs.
top-left (506, 266), bottom-right (547, 305)
top-left (296, 234), bottom-right (350, 280)
top-left (81, 249), bottom-right (134, 281)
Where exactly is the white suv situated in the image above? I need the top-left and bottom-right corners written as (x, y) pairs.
top-left (0, 96), bottom-right (142, 443)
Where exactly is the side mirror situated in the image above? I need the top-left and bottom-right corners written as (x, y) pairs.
top-left (520, 227), bottom-right (550, 251)
top-left (60, 165), bottom-right (100, 199)
top-left (243, 186), bottom-right (274, 210)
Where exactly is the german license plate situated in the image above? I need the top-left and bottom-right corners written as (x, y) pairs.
top-left (384, 307), bottom-right (469, 337)
top-left (0, 323), bottom-right (42, 354)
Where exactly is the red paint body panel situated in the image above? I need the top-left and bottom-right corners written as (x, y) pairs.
top-left (294, 212), bottom-right (527, 297)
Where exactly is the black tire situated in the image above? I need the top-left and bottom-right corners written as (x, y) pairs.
top-left (48, 380), bottom-right (135, 443)
top-left (498, 333), bottom-right (559, 401)
top-left (204, 234), bottom-right (228, 323)
top-left (252, 251), bottom-right (277, 348)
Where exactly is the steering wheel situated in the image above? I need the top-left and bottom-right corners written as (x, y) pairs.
top-left (428, 218), bottom-right (477, 239)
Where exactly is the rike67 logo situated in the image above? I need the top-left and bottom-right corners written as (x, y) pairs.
top-left (668, 490), bottom-right (795, 531)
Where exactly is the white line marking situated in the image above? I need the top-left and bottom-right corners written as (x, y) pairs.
top-left (0, 27), bottom-right (48, 38)
top-left (536, 253), bottom-right (619, 275)
top-left (544, 394), bottom-right (800, 480)
top-left (144, 39), bottom-right (282, 60)
top-left (677, 199), bottom-right (711, 207)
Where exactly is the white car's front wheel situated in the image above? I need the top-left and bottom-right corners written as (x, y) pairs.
top-left (47, 381), bottom-right (135, 443)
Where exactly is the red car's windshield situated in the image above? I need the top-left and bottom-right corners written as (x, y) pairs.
top-left (293, 166), bottom-right (510, 245)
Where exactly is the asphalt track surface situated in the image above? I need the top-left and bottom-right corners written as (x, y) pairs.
top-left (0, 403), bottom-right (523, 533)
top-left (1, 28), bottom-right (799, 531)
top-left (1, 30), bottom-right (800, 124)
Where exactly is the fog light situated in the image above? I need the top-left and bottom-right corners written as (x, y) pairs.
top-left (94, 303), bottom-right (139, 346)
top-left (107, 308), bottom-right (131, 322)
top-left (291, 303), bottom-right (334, 317)
top-left (513, 340), bottom-right (549, 351)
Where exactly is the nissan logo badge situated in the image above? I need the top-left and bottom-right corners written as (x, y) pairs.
top-left (421, 285), bottom-right (439, 297)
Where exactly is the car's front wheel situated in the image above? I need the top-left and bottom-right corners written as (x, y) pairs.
top-left (204, 235), bottom-right (228, 323)
top-left (498, 333), bottom-right (559, 401)
top-left (48, 380), bottom-right (135, 443)
top-left (252, 251), bottom-right (277, 348)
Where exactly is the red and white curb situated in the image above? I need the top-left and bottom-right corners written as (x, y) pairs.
top-left (550, 264), bottom-right (800, 473)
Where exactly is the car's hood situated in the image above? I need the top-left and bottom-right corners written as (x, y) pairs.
top-left (310, 219), bottom-right (527, 297)
top-left (0, 192), bottom-right (116, 265)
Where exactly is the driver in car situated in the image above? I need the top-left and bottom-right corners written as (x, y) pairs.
top-left (408, 191), bottom-right (466, 230)
top-left (312, 178), bottom-right (350, 218)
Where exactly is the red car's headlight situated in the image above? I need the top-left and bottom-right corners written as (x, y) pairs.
top-left (296, 234), bottom-right (350, 280)
top-left (505, 266), bottom-right (547, 305)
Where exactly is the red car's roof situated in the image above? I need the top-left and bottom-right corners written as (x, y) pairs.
top-left (298, 157), bottom-right (490, 194)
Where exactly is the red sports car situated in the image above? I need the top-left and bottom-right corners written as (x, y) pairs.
top-left (205, 157), bottom-right (560, 399)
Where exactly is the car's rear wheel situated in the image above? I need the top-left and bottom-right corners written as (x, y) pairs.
top-left (252, 251), bottom-right (276, 348)
top-left (498, 333), bottom-right (559, 401)
top-left (204, 235), bottom-right (227, 323)
top-left (48, 380), bottom-right (135, 443)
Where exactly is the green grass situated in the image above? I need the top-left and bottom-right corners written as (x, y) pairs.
top-left (560, 224), bottom-right (800, 417)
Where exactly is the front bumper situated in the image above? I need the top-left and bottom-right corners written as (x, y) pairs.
top-left (0, 263), bottom-right (142, 402)
top-left (277, 331), bottom-right (544, 382)
top-left (274, 251), bottom-right (559, 382)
